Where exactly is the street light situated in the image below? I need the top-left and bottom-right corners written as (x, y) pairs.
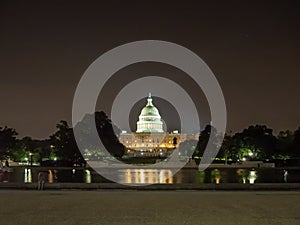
top-left (29, 153), bottom-right (33, 166)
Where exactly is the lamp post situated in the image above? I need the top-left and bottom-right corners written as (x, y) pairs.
top-left (29, 153), bottom-right (33, 166)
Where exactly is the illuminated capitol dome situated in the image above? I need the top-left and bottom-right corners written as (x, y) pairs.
top-left (136, 93), bottom-right (164, 133)
top-left (119, 93), bottom-right (199, 157)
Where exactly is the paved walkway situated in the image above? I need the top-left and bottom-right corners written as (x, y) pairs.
top-left (0, 190), bottom-right (299, 225)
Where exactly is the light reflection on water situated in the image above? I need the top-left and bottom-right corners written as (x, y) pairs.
top-left (84, 169), bottom-right (91, 183)
top-left (16, 167), bottom-right (299, 184)
top-left (211, 169), bottom-right (221, 184)
top-left (248, 171), bottom-right (257, 184)
top-left (120, 169), bottom-right (173, 184)
top-left (236, 169), bottom-right (257, 184)
top-left (24, 168), bottom-right (32, 183)
top-left (48, 170), bottom-right (53, 183)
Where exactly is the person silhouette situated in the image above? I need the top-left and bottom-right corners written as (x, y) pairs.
top-left (37, 171), bottom-right (47, 190)
top-left (5, 160), bottom-right (9, 167)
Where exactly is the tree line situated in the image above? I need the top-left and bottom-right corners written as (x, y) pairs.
top-left (187, 124), bottom-right (300, 164)
top-left (0, 111), bottom-right (125, 165)
top-left (0, 111), bottom-right (299, 165)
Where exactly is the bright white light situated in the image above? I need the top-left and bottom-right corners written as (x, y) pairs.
top-left (248, 171), bottom-right (257, 184)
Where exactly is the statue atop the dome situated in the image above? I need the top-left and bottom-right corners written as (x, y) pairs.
top-left (147, 93), bottom-right (153, 106)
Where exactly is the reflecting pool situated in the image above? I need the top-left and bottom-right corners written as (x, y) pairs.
top-left (7, 167), bottom-right (300, 184)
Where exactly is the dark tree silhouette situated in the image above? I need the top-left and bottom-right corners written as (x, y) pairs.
top-left (193, 125), bottom-right (218, 159)
top-left (233, 125), bottom-right (277, 159)
top-left (12, 137), bottom-right (40, 162)
top-left (0, 126), bottom-right (18, 160)
top-left (74, 111), bottom-right (125, 159)
top-left (95, 111), bottom-right (125, 158)
top-left (50, 120), bottom-right (84, 164)
top-left (276, 130), bottom-right (294, 159)
top-left (219, 133), bottom-right (238, 163)
top-left (291, 127), bottom-right (300, 158)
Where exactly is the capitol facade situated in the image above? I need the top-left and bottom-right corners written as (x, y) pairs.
top-left (119, 94), bottom-right (199, 157)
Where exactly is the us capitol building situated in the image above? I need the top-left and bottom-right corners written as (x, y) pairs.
top-left (119, 94), bottom-right (199, 157)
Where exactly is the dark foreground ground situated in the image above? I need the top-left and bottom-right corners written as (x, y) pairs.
top-left (0, 190), bottom-right (299, 225)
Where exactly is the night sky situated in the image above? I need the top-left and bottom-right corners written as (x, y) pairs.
top-left (0, 0), bottom-right (299, 139)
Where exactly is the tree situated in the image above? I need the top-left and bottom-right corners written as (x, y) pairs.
top-left (38, 139), bottom-right (53, 161)
top-left (50, 120), bottom-right (84, 164)
top-left (219, 133), bottom-right (238, 164)
top-left (276, 130), bottom-right (294, 159)
top-left (0, 126), bottom-right (18, 160)
top-left (74, 111), bottom-right (125, 159)
top-left (178, 139), bottom-right (198, 159)
top-left (95, 111), bottom-right (125, 158)
top-left (13, 137), bottom-right (34, 162)
top-left (290, 127), bottom-right (300, 158)
top-left (12, 137), bottom-right (47, 164)
top-left (193, 125), bottom-right (218, 159)
top-left (233, 125), bottom-right (277, 160)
